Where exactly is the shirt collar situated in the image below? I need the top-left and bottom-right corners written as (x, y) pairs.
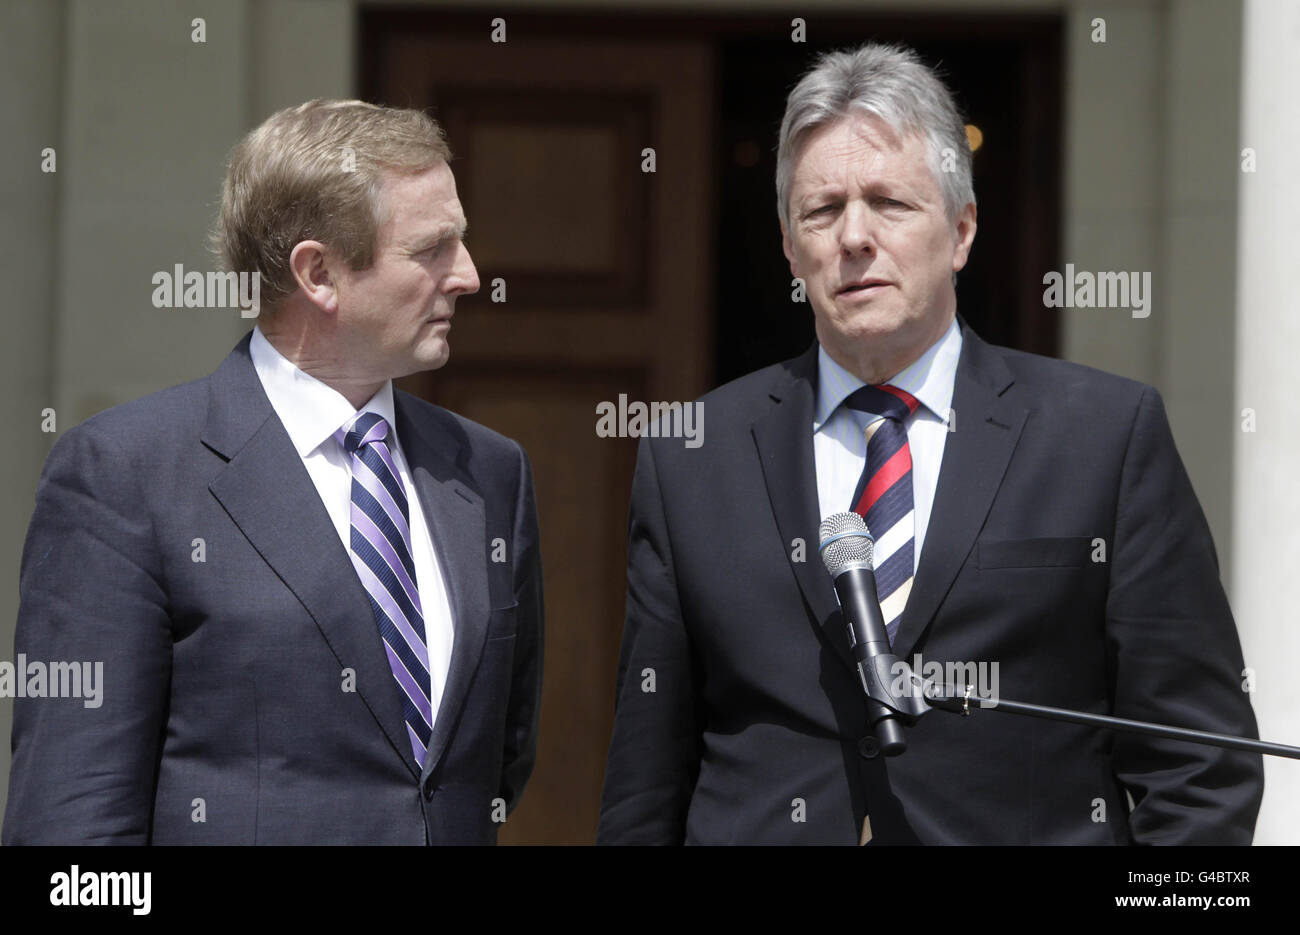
top-left (249, 325), bottom-right (400, 457)
top-left (814, 315), bottom-right (963, 430)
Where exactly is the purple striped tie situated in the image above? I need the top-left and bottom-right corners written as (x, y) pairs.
top-left (339, 412), bottom-right (433, 768)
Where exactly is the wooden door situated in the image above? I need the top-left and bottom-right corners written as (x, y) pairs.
top-left (366, 30), bottom-right (715, 843)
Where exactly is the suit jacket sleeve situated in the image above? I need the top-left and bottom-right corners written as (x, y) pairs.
top-left (3, 422), bottom-right (172, 845)
top-left (597, 438), bottom-right (701, 844)
top-left (1107, 387), bottom-right (1263, 843)
top-left (498, 440), bottom-right (544, 814)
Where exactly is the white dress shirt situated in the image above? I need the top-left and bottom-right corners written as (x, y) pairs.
top-left (249, 326), bottom-right (455, 723)
top-left (813, 316), bottom-right (963, 571)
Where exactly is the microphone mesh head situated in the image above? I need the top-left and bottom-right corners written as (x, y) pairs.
top-left (818, 512), bottom-right (875, 576)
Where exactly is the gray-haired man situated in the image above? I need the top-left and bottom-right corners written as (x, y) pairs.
top-left (597, 44), bottom-right (1261, 844)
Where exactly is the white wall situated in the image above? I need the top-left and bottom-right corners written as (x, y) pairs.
top-left (0, 0), bottom-right (353, 829)
top-left (1060, 0), bottom-right (1241, 575)
top-left (0, 0), bottom-right (65, 830)
top-left (1232, 0), bottom-right (1300, 847)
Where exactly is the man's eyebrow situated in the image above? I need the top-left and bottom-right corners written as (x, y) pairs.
top-left (795, 177), bottom-right (843, 197)
top-left (409, 221), bottom-right (467, 250)
top-left (795, 186), bottom-right (843, 209)
top-left (797, 179), bottom-right (919, 208)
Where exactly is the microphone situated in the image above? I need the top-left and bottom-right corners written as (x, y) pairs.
top-left (818, 511), bottom-right (908, 756)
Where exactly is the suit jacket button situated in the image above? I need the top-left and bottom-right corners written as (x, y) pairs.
top-left (423, 778), bottom-right (435, 800)
top-left (858, 736), bottom-right (881, 759)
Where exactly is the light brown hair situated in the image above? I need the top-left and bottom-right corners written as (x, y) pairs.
top-left (211, 99), bottom-right (452, 310)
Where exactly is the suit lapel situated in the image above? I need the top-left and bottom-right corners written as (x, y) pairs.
top-left (752, 347), bottom-right (855, 674)
top-left (756, 325), bottom-right (1028, 672)
top-left (891, 325), bottom-right (1027, 659)
top-left (202, 334), bottom-right (418, 779)
top-left (393, 396), bottom-right (491, 783)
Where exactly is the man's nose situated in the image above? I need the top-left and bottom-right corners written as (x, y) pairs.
top-left (839, 201), bottom-right (878, 256)
top-left (451, 242), bottom-right (480, 295)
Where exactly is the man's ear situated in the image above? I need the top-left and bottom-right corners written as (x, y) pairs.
top-left (951, 202), bottom-right (977, 273)
top-left (288, 240), bottom-right (340, 315)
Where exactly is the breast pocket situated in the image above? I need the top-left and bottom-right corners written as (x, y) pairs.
top-left (486, 601), bottom-right (519, 640)
top-left (976, 536), bottom-right (1096, 569)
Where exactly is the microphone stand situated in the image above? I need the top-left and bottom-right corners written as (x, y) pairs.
top-left (855, 652), bottom-right (1300, 760)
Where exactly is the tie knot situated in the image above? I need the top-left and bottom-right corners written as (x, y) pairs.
top-left (343, 412), bottom-right (390, 454)
top-left (845, 384), bottom-right (919, 422)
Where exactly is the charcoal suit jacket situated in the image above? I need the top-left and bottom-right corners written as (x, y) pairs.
top-left (4, 332), bottom-right (543, 844)
top-left (598, 320), bottom-right (1262, 844)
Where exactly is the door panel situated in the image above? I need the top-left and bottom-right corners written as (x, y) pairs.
top-left (368, 31), bottom-right (715, 843)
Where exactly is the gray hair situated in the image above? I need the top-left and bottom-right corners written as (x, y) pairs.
top-left (776, 44), bottom-right (975, 230)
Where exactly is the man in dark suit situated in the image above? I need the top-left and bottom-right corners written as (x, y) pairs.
top-left (4, 100), bottom-right (543, 844)
top-left (597, 44), bottom-right (1262, 844)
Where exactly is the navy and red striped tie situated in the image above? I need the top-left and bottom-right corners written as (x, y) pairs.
top-left (846, 384), bottom-right (920, 645)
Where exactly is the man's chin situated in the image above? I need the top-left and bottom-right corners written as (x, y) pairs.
top-left (414, 340), bottom-right (451, 373)
top-left (384, 347), bottom-right (450, 381)
top-left (817, 305), bottom-right (910, 347)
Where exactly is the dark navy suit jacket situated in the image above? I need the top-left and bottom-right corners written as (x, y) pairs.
top-left (4, 333), bottom-right (543, 844)
top-left (598, 321), bottom-right (1262, 844)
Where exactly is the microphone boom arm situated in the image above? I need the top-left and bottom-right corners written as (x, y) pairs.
top-left (878, 661), bottom-right (1300, 761)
